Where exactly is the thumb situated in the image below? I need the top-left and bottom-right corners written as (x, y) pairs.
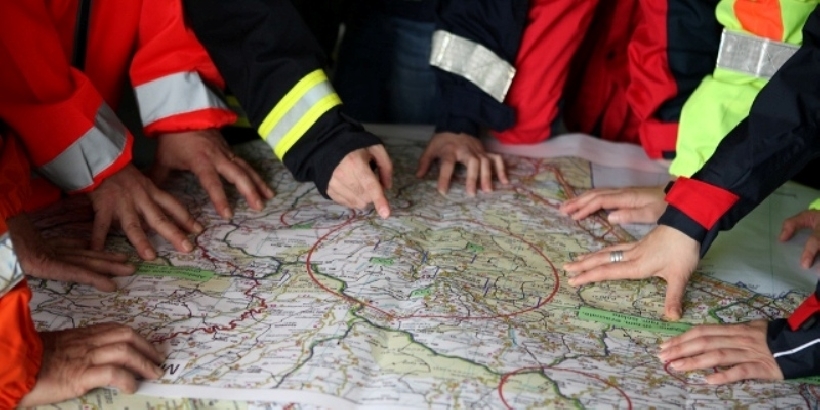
top-left (663, 277), bottom-right (687, 321)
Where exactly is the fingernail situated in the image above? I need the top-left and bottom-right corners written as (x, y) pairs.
top-left (143, 249), bottom-right (156, 260)
top-left (567, 278), bottom-right (576, 286)
top-left (182, 240), bottom-right (194, 252)
top-left (657, 352), bottom-right (667, 361)
top-left (154, 366), bottom-right (165, 378)
top-left (255, 200), bottom-right (264, 210)
top-left (193, 222), bottom-right (204, 233)
top-left (608, 214), bottom-right (620, 223)
top-left (223, 209), bottom-right (233, 219)
top-left (659, 341), bottom-right (669, 350)
top-left (378, 207), bottom-right (390, 219)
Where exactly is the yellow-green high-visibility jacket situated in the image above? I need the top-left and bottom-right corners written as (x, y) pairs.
top-left (671, 0), bottom-right (819, 178)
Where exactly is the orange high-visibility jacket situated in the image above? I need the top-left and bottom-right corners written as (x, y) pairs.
top-left (0, 0), bottom-right (236, 206)
top-left (0, 134), bottom-right (43, 408)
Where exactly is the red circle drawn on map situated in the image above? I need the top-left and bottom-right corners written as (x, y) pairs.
top-left (305, 216), bottom-right (561, 321)
top-left (497, 366), bottom-right (633, 410)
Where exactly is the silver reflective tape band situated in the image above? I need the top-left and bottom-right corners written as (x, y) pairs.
top-left (263, 80), bottom-right (336, 149)
top-left (716, 29), bottom-right (798, 79)
top-left (0, 232), bottom-right (23, 298)
top-left (135, 71), bottom-right (229, 127)
top-left (39, 103), bottom-right (128, 192)
top-left (430, 30), bottom-right (516, 102)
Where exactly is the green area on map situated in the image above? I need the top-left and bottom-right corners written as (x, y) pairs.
top-left (292, 222), bottom-right (315, 229)
top-left (467, 242), bottom-right (484, 253)
top-left (410, 287), bottom-right (431, 299)
top-left (137, 264), bottom-right (215, 281)
top-left (578, 306), bottom-right (693, 336)
top-left (790, 375), bottom-right (820, 385)
top-left (370, 257), bottom-right (394, 266)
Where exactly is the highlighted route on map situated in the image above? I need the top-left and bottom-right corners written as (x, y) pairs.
top-left (578, 306), bottom-right (693, 336)
top-left (137, 264), bottom-right (215, 282)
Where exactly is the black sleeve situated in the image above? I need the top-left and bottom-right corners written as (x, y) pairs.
top-left (659, 6), bottom-right (820, 252)
top-left (184, 0), bottom-right (381, 197)
top-left (768, 281), bottom-right (820, 380)
top-left (432, 0), bottom-right (528, 137)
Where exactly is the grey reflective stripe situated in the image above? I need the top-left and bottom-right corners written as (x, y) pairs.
top-left (39, 103), bottom-right (128, 192)
top-left (0, 232), bottom-right (23, 298)
top-left (429, 30), bottom-right (516, 102)
top-left (262, 79), bottom-right (337, 149)
top-left (135, 71), bottom-right (229, 127)
top-left (716, 29), bottom-right (798, 79)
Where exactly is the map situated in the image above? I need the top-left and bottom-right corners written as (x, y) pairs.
top-left (28, 136), bottom-right (820, 409)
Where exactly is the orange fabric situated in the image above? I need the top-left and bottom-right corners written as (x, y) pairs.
top-left (0, 281), bottom-right (43, 408)
top-left (0, 134), bottom-right (42, 408)
top-left (735, 0), bottom-right (784, 40)
top-left (143, 109), bottom-right (238, 137)
top-left (0, 0), bottom-right (234, 205)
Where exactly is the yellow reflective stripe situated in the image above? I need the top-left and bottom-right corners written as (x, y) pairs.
top-left (273, 93), bottom-right (342, 158)
top-left (258, 70), bottom-right (327, 141)
top-left (810, 198), bottom-right (820, 211)
top-left (258, 69), bottom-right (342, 159)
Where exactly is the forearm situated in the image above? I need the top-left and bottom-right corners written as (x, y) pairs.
top-left (432, 0), bottom-right (527, 136)
top-left (659, 8), bottom-right (820, 252)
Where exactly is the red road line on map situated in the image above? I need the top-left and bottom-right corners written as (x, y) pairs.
top-left (497, 366), bottom-right (633, 410)
top-left (305, 214), bottom-right (561, 321)
top-left (154, 229), bottom-right (269, 342)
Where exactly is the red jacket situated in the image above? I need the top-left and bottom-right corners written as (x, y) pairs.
top-left (0, 0), bottom-right (236, 210)
top-left (495, 0), bottom-right (721, 160)
top-left (0, 134), bottom-right (42, 408)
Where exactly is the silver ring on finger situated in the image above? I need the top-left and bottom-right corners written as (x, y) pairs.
top-left (609, 250), bottom-right (624, 263)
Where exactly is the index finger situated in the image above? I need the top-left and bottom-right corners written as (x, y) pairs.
top-left (358, 166), bottom-right (390, 219)
top-left (369, 145), bottom-right (393, 190)
top-left (662, 276), bottom-right (688, 321)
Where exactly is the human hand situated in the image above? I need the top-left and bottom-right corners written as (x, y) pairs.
top-left (88, 164), bottom-right (203, 260)
top-left (328, 145), bottom-right (393, 219)
top-left (18, 322), bottom-right (165, 406)
top-left (559, 186), bottom-right (666, 224)
top-left (416, 132), bottom-right (508, 196)
top-left (779, 209), bottom-right (820, 268)
top-left (563, 225), bottom-right (700, 320)
top-left (6, 214), bottom-right (135, 292)
top-left (151, 129), bottom-right (274, 219)
top-left (658, 320), bottom-right (782, 384)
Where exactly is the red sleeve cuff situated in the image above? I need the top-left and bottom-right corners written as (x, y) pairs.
top-left (789, 291), bottom-right (820, 332)
top-left (664, 177), bottom-right (739, 230)
top-left (142, 108), bottom-right (238, 137)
